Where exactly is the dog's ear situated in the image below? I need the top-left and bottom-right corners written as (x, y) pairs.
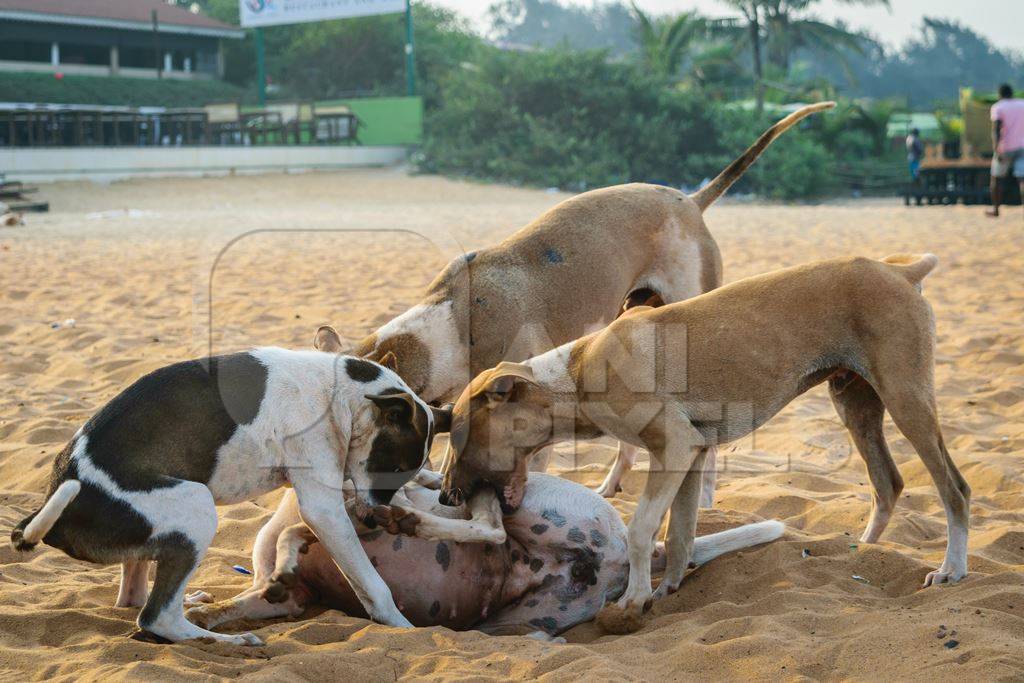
top-left (430, 403), bottom-right (453, 433)
top-left (379, 351), bottom-right (399, 373)
top-left (485, 362), bottom-right (537, 405)
top-left (367, 392), bottom-right (418, 426)
top-left (314, 325), bottom-right (346, 353)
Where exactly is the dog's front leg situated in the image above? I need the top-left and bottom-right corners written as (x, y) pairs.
top-left (408, 488), bottom-right (506, 544)
top-left (595, 442), bottom-right (639, 498)
top-left (596, 465), bottom-right (687, 635)
top-left (597, 418), bottom-right (704, 634)
top-left (654, 447), bottom-right (710, 598)
top-left (291, 473), bottom-right (412, 628)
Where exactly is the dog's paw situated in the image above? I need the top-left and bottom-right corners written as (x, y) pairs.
top-left (652, 580), bottom-right (680, 600)
top-left (922, 566), bottom-right (967, 588)
top-left (234, 632), bottom-right (265, 647)
top-left (263, 571), bottom-right (298, 603)
top-left (372, 505), bottom-right (420, 536)
top-left (596, 600), bottom-right (647, 634)
top-left (184, 590), bottom-right (215, 606)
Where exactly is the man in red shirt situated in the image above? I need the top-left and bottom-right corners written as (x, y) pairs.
top-left (987, 84), bottom-right (1024, 218)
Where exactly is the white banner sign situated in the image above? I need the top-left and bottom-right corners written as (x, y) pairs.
top-left (239, 0), bottom-right (405, 28)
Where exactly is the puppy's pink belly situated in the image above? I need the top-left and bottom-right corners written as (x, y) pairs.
top-left (298, 534), bottom-right (506, 629)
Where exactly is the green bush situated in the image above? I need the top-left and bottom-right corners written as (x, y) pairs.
top-left (713, 108), bottom-right (839, 199)
top-left (421, 47), bottom-right (836, 199)
top-left (422, 48), bottom-right (722, 189)
top-left (0, 72), bottom-right (244, 107)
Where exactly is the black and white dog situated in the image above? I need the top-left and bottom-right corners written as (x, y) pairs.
top-left (11, 348), bottom-right (449, 645)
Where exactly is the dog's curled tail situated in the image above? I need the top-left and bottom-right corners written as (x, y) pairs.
top-left (690, 520), bottom-right (785, 566)
top-left (882, 253), bottom-right (939, 288)
top-left (691, 101), bottom-right (836, 211)
top-left (11, 480), bottom-right (80, 551)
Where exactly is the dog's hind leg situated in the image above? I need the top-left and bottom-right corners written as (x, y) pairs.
top-left (262, 523), bottom-right (318, 604)
top-left (595, 442), bottom-right (638, 498)
top-left (251, 490), bottom-right (302, 586)
top-left (876, 383), bottom-right (969, 587)
top-left (136, 480), bottom-right (263, 645)
top-left (698, 446), bottom-right (717, 509)
top-left (187, 584), bottom-right (305, 631)
top-left (829, 373), bottom-right (904, 543)
top-left (115, 560), bottom-right (150, 608)
top-left (592, 286), bottom-right (673, 500)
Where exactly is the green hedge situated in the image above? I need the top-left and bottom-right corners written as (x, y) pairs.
top-left (420, 48), bottom-right (839, 199)
top-left (0, 72), bottom-right (244, 108)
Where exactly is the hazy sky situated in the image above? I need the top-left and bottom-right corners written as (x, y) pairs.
top-left (433, 1), bottom-right (1024, 54)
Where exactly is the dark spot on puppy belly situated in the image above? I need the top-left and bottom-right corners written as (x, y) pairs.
top-left (345, 357), bottom-right (381, 382)
top-left (529, 616), bottom-right (558, 633)
top-left (567, 527), bottom-right (586, 544)
top-left (530, 558), bottom-right (544, 573)
top-left (530, 523), bottom-right (549, 535)
top-left (78, 352), bottom-right (268, 491)
top-left (589, 529), bottom-right (607, 548)
top-left (541, 509), bottom-right (567, 528)
top-left (435, 541), bottom-right (451, 571)
top-left (429, 600), bottom-right (441, 618)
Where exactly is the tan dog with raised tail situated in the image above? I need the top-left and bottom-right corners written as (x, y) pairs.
top-left (317, 102), bottom-right (837, 500)
top-left (439, 254), bottom-right (968, 633)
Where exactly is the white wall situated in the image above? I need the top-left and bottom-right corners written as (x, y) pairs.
top-left (1, 145), bottom-right (408, 182)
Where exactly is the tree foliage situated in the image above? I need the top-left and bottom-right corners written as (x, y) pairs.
top-left (177, 1), bottom-right (1019, 199)
top-left (419, 47), bottom-right (839, 198)
top-left (631, 3), bottom-right (708, 82)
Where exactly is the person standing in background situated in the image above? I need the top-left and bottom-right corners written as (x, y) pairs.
top-left (987, 84), bottom-right (1024, 218)
top-left (906, 128), bottom-right (925, 182)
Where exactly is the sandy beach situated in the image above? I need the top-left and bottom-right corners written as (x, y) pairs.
top-left (0, 169), bottom-right (1021, 680)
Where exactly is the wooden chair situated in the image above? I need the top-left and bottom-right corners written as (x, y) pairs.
top-left (312, 102), bottom-right (359, 144)
top-left (204, 102), bottom-right (243, 144)
top-left (265, 102), bottom-right (313, 144)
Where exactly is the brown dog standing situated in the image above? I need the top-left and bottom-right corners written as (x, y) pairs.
top-left (440, 254), bottom-right (968, 633)
top-left (317, 102), bottom-right (836, 499)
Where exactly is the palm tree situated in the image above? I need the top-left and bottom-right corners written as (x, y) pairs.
top-left (716, 1), bottom-right (766, 112)
top-left (717, 0), bottom-right (888, 113)
top-left (630, 2), bottom-right (707, 81)
top-left (760, 0), bottom-right (888, 75)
